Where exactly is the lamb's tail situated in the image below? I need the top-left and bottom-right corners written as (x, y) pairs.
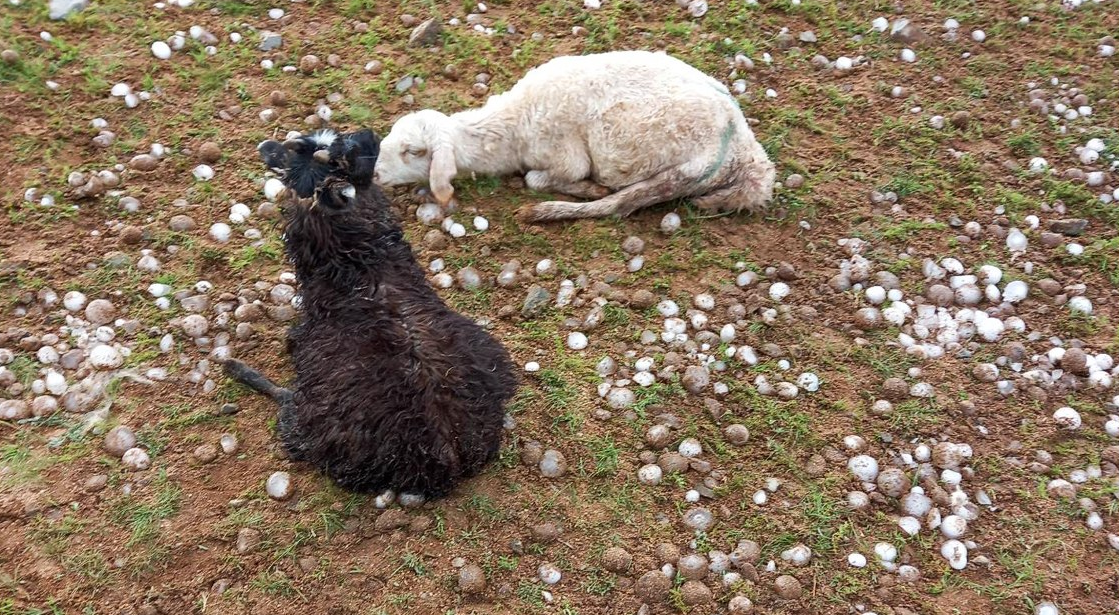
top-left (222, 359), bottom-right (290, 402)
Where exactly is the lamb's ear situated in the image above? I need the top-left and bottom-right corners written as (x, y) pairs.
top-left (429, 140), bottom-right (457, 206)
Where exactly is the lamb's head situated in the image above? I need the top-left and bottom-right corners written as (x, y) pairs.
top-left (257, 128), bottom-right (381, 211)
top-left (373, 109), bottom-right (458, 206)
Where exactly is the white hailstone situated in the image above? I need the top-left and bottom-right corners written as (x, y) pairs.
top-left (1067, 243), bottom-right (1084, 256)
top-left (633, 372), bottom-right (656, 387)
top-left (781, 544), bottom-right (812, 567)
top-left (685, 490), bottom-right (700, 503)
top-left (45, 371), bottom-right (66, 395)
top-left (209, 223), bottom-right (232, 242)
top-left (848, 552), bottom-right (868, 568)
top-left (651, 298), bottom-right (679, 317)
top-left (769, 282), bottom-right (790, 301)
top-left (266, 472), bottom-right (293, 500)
top-left (678, 438), bottom-right (703, 458)
top-left (637, 464), bottom-right (663, 485)
top-left (123, 93), bottom-right (140, 108)
top-left (121, 447), bottom-right (151, 471)
top-left (190, 165), bottom-right (214, 182)
top-left (230, 32), bottom-right (242, 43)
top-left (1035, 603), bottom-right (1059, 615)
top-left (941, 540), bottom-right (968, 570)
top-left (765, 88), bottom-right (777, 98)
top-left (900, 48), bottom-right (916, 62)
top-left (1028, 157), bottom-right (1049, 173)
top-left (735, 271), bottom-right (759, 288)
top-left (1003, 280), bottom-right (1028, 303)
top-left (719, 324), bottom-right (735, 343)
top-left (694, 293), bottom-right (715, 310)
top-left (872, 16), bottom-right (888, 31)
top-left (978, 265), bottom-right (1002, 285)
top-left (944, 18), bottom-right (959, 29)
top-left (263, 177), bottom-right (286, 199)
top-left (151, 41), bottom-right (172, 59)
top-left (432, 273), bottom-right (453, 288)
top-left (36, 346), bottom-right (59, 365)
top-left (372, 490), bottom-right (396, 508)
top-left (111, 83), bottom-right (131, 97)
top-left (472, 216), bottom-right (489, 231)
top-left (971, 29), bottom-right (986, 42)
top-left (955, 285), bottom-right (982, 306)
top-left (752, 489), bottom-right (768, 505)
top-left (797, 372), bottom-right (820, 392)
top-left (848, 455), bottom-right (879, 482)
top-left (1105, 418), bottom-right (1119, 438)
top-left (941, 515), bottom-right (968, 538)
top-left (566, 332), bottom-right (588, 351)
top-left (449, 223), bottom-right (466, 238)
top-left (268, 7), bottom-right (284, 18)
top-left (843, 435), bottom-right (866, 451)
top-left (63, 290), bottom-right (89, 312)
top-left (1053, 407), bottom-right (1082, 430)
top-left (538, 563), bottom-right (561, 585)
top-left (1005, 229), bottom-right (1028, 252)
top-left (910, 382), bottom-right (934, 397)
top-left (865, 286), bottom-right (886, 304)
top-left (1102, 44), bottom-right (1116, 57)
top-left (1068, 296), bottom-right (1092, 314)
top-left (1080, 149), bottom-right (1100, 165)
top-left (847, 491), bottom-right (870, 510)
top-left (898, 516), bottom-right (921, 536)
top-left (874, 542), bottom-right (898, 563)
top-left (835, 56), bottom-right (853, 71)
top-left (1087, 511), bottom-right (1103, 531)
top-left (872, 399), bottom-right (893, 415)
top-left (230, 202), bottom-right (252, 223)
top-left (902, 492), bottom-right (932, 517)
top-left (660, 212), bottom-right (681, 233)
top-left (524, 361), bottom-right (540, 373)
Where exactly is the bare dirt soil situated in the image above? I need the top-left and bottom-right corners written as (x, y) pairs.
top-left (2, 1), bottom-right (1119, 615)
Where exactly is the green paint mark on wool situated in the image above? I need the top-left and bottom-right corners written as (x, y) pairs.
top-left (698, 121), bottom-right (736, 184)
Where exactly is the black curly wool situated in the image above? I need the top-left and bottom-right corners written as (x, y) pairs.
top-left (226, 128), bottom-right (518, 498)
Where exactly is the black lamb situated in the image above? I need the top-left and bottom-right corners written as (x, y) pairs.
top-left (224, 128), bottom-right (519, 499)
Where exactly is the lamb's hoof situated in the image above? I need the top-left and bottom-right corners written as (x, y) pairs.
top-left (514, 204), bottom-right (545, 224)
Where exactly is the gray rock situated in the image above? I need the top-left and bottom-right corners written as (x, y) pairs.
top-left (49, 0), bottom-right (88, 20)
top-left (129, 154), bottom-right (159, 172)
top-left (1050, 218), bottom-right (1089, 236)
top-left (889, 19), bottom-right (928, 45)
top-left (408, 18), bottom-right (443, 47)
top-left (103, 426), bottom-right (137, 457)
top-left (169, 215), bottom-right (196, 232)
top-left (259, 32), bottom-right (283, 51)
top-left (236, 528), bottom-right (262, 553)
top-left (395, 75), bottom-right (415, 93)
top-left (521, 285), bottom-right (552, 318)
top-left (458, 564), bottom-right (486, 594)
top-left (682, 365), bottom-right (710, 394)
top-left (180, 295), bottom-right (210, 313)
top-left (539, 449), bottom-right (567, 478)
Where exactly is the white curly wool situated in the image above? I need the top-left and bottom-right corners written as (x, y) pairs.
top-left (373, 50), bottom-right (774, 219)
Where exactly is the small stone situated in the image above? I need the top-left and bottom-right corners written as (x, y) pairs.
top-left (409, 18), bottom-right (443, 47)
top-left (774, 575), bottom-right (803, 599)
top-left (235, 528), bottom-right (262, 554)
top-left (634, 571), bottom-right (671, 603)
top-left (121, 447), bottom-right (151, 471)
top-left (193, 444), bottom-right (218, 463)
top-left (84, 299), bottom-right (116, 325)
top-left (1062, 348), bottom-right (1089, 376)
top-left (458, 564), bottom-right (486, 594)
top-left (682, 366), bottom-right (710, 394)
top-left (1050, 219), bottom-right (1089, 236)
top-left (83, 474), bottom-right (108, 493)
top-left (129, 154), bottom-right (159, 171)
top-left (259, 32), bottom-right (282, 51)
top-left (950, 111), bottom-right (971, 129)
top-left (522, 285), bottom-right (552, 318)
top-left (724, 424), bottom-right (749, 445)
top-left (299, 55), bottom-right (320, 73)
top-left (602, 547), bottom-right (633, 573)
top-left (169, 215), bottom-right (196, 232)
top-left (680, 580), bottom-right (712, 605)
top-left (103, 426), bottom-right (137, 456)
top-left (198, 142), bottom-right (221, 163)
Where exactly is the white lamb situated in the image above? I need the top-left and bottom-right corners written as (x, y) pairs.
top-left (372, 49), bottom-right (776, 223)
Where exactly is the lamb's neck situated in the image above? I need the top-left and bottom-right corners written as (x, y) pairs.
top-left (448, 105), bottom-right (525, 176)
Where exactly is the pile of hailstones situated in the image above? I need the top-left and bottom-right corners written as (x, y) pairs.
top-left (846, 437), bottom-right (988, 572)
top-left (0, 291), bottom-right (164, 432)
top-left (593, 270), bottom-right (821, 412)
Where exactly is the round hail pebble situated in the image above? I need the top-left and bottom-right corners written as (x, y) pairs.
top-left (263, 178), bottom-right (286, 200)
top-left (848, 552), bottom-right (867, 567)
top-left (151, 41), bottom-right (172, 59)
top-left (566, 332), bottom-right (588, 350)
top-left (941, 515), bottom-right (968, 538)
top-left (1067, 296), bottom-right (1092, 314)
top-left (865, 286), bottom-right (886, 304)
top-left (660, 212), bottom-right (681, 233)
top-left (797, 372), bottom-right (820, 392)
top-left (472, 216), bottom-right (489, 231)
top-left (752, 490), bottom-right (768, 505)
top-left (781, 544), bottom-right (812, 566)
top-left (1105, 418), bottom-right (1119, 438)
top-left (638, 464), bottom-right (663, 485)
top-left (210, 223), bottom-right (232, 242)
top-left (538, 563), bottom-right (561, 585)
top-left (678, 438), bottom-right (702, 458)
top-left (940, 540), bottom-right (968, 570)
top-left (769, 282), bottom-right (790, 301)
top-left (89, 345), bottom-right (124, 369)
top-left (900, 48), bottom-right (916, 62)
top-left (1028, 157), bottom-right (1048, 173)
top-left (898, 516), bottom-right (921, 535)
top-left (971, 29), bottom-right (986, 42)
top-left (874, 542), bottom-right (898, 563)
top-left (848, 454), bottom-right (879, 482)
top-left (1053, 407), bottom-right (1081, 430)
top-left (121, 447), bottom-right (151, 470)
top-left (656, 300), bottom-right (679, 317)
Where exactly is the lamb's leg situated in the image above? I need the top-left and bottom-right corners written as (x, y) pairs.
top-left (517, 169), bottom-right (686, 222)
top-left (222, 359), bottom-right (292, 404)
top-left (524, 170), bottom-right (611, 200)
